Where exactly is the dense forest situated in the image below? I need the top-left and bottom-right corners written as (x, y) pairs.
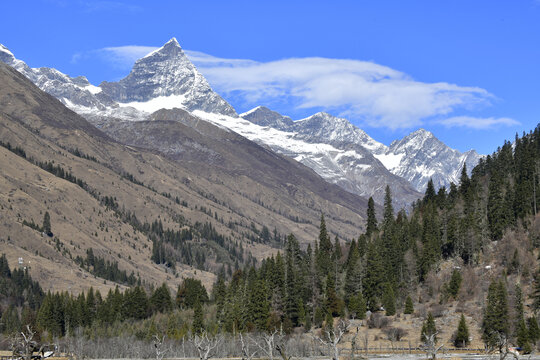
top-left (3, 125), bottom-right (540, 356)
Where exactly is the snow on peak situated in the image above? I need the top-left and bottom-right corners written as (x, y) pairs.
top-left (240, 106), bottom-right (267, 117)
top-left (0, 44), bottom-right (14, 58)
top-left (166, 37), bottom-right (180, 46)
top-left (410, 128), bottom-right (434, 139)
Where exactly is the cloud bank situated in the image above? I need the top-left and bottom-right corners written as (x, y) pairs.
top-left (82, 45), bottom-right (517, 130)
top-left (439, 116), bottom-right (520, 129)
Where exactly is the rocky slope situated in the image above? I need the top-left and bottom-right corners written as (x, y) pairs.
top-left (0, 61), bottom-right (374, 293)
top-left (243, 107), bottom-right (482, 193)
top-left (0, 38), bottom-right (480, 207)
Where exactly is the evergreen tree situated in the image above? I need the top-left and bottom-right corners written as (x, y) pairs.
top-left (404, 295), bottom-right (414, 315)
top-left (383, 185), bottom-right (394, 230)
top-left (532, 269), bottom-right (540, 313)
top-left (344, 240), bottom-right (362, 305)
top-left (424, 179), bottom-right (436, 203)
top-left (247, 279), bottom-right (269, 331)
top-left (482, 280), bottom-right (509, 350)
top-left (446, 269), bottom-right (462, 299)
top-left (366, 197), bottom-right (378, 237)
top-left (192, 299), bottom-right (204, 335)
top-left (43, 211), bottom-right (52, 236)
top-left (316, 214), bottom-right (333, 275)
top-left (325, 274), bottom-right (341, 317)
top-left (515, 283), bottom-right (531, 352)
top-left (454, 314), bottom-right (470, 348)
top-left (150, 283), bottom-right (173, 314)
top-left (421, 312), bottom-right (437, 343)
top-left (382, 283), bottom-right (396, 316)
top-left (527, 316), bottom-right (540, 345)
top-left (363, 242), bottom-right (384, 311)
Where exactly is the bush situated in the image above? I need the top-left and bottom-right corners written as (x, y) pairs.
top-left (367, 313), bottom-right (391, 329)
top-left (383, 327), bottom-right (408, 341)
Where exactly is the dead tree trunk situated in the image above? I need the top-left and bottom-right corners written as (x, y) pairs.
top-left (239, 333), bottom-right (258, 360)
top-left (315, 319), bottom-right (350, 360)
top-left (254, 330), bottom-right (279, 360)
top-left (153, 334), bottom-right (169, 360)
top-left (421, 333), bottom-right (443, 360)
top-left (192, 331), bottom-right (223, 360)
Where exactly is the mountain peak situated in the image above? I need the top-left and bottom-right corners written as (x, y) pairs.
top-left (241, 106), bottom-right (293, 130)
top-left (142, 37), bottom-right (184, 60)
top-left (411, 128), bottom-right (434, 138)
top-left (0, 44), bottom-right (17, 65)
top-left (166, 37), bottom-right (180, 46)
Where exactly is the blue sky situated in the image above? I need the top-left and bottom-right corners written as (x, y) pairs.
top-left (1, 0), bottom-right (539, 154)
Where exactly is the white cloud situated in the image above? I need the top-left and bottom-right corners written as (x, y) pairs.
top-left (81, 45), bottom-right (508, 130)
top-left (97, 46), bottom-right (158, 69)
top-left (185, 52), bottom-right (494, 129)
top-left (439, 116), bottom-right (519, 129)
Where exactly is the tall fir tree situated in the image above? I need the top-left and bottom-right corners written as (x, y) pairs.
top-left (366, 197), bottom-right (378, 237)
top-left (454, 314), bottom-right (470, 348)
top-left (482, 280), bottom-right (509, 350)
top-left (421, 312), bottom-right (437, 343)
top-left (42, 211), bottom-right (52, 236)
top-left (317, 214), bottom-right (333, 274)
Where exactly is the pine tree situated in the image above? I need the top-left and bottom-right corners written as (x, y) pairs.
top-left (192, 299), bottom-right (204, 335)
top-left (150, 283), bottom-right (173, 314)
top-left (248, 278), bottom-right (269, 331)
top-left (532, 269), bottom-right (540, 312)
top-left (447, 269), bottom-right (462, 299)
top-left (527, 316), bottom-right (540, 345)
top-left (454, 314), bottom-right (470, 348)
top-left (421, 312), bottom-right (437, 343)
top-left (404, 295), bottom-right (414, 315)
top-left (317, 214), bottom-right (333, 275)
top-left (515, 283), bottom-right (531, 351)
top-left (366, 197), bottom-right (378, 237)
top-left (43, 211), bottom-right (52, 236)
top-left (363, 242), bottom-right (384, 311)
top-left (482, 280), bottom-right (509, 350)
top-left (424, 179), bottom-right (436, 203)
top-left (382, 283), bottom-right (396, 316)
top-left (325, 274), bottom-right (341, 317)
top-left (383, 185), bottom-right (394, 230)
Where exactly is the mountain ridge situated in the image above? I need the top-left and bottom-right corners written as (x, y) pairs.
top-left (0, 39), bottom-right (481, 206)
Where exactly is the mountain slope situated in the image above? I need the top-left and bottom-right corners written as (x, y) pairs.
top-left (375, 129), bottom-right (483, 191)
top-left (0, 61), bottom-right (373, 293)
top-left (243, 107), bottom-right (482, 194)
top-left (0, 39), bottom-right (479, 207)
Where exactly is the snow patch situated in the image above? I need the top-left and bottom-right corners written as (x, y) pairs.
top-left (84, 84), bottom-right (102, 95)
top-left (119, 94), bottom-right (187, 113)
top-left (374, 152), bottom-right (404, 171)
top-left (239, 106), bottom-right (264, 118)
top-left (0, 44), bottom-right (14, 57)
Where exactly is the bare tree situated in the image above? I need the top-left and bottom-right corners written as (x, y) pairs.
top-left (11, 325), bottom-right (50, 360)
top-left (363, 328), bottom-right (369, 356)
top-left (153, 334), bottom-right (170, 360)
top-left (315, 319), bottom-right (350, 360)
top-left (192, 331), bottom-right (223, 360)
top-left (275, 343), bottom-right (292, 360)
top-left (420, 333), bottom-right (443, 360)
top-left (349, 326), bottom-right (362, 360)
top-left (486, 333), bottom-right (519, 360)
top-left (239, 333), bottom-right (258, 360)
top-left (254, 330), bottom-right (279, 360)
top-left (384, 327), bottom-right (408, 350)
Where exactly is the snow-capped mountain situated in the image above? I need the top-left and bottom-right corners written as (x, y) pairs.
top-left (99, 38), bottom-right (237, 116)
top-left (0, 38), bottom-right (479, 207)
top-left (375, 129), bottom-right (482, 191)
top-left (242, 107), bottom-right (482, 192)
